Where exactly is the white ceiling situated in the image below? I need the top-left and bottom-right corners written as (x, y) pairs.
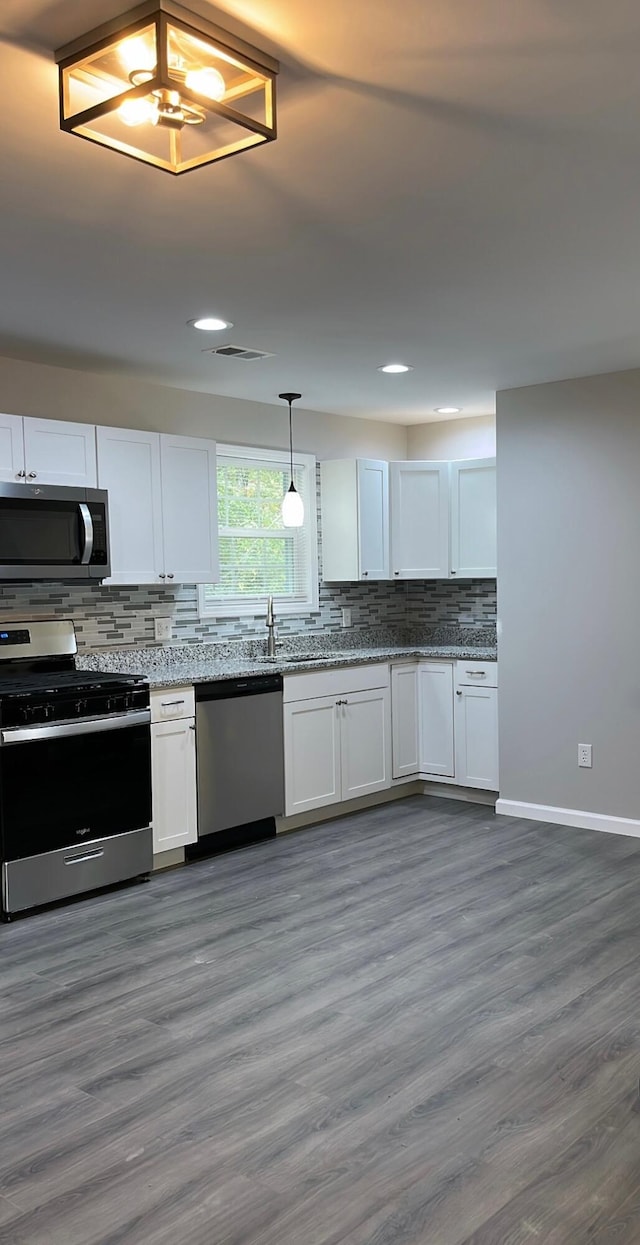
top-left (2, 0), bottom-right (640, 424)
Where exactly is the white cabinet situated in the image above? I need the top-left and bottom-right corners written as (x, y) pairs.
top-left (418, 661), bottom-right (455, 776)
top-left (341, 688), bottom-right (392, 800)
top-left (150, 688), bottom-right (197, 853)
top-left (284, 696), bottom-right (342, 815)
top-left (390, 461), bottom-right (450, 579)
top-left (97, 426), bottom-right (219, 585)
top-left (450, 458), bottom-right (497, 578)
top-left (283, 665), bottom-right (391, 816)
top-left (320, 458), bottom-right (389, 581)
top-left (0, 414), bottom-right (27, 483)
top-left (160, 435), bottom-right (219, 585)
top-left (391, 663), bottom-right (419, 778)
top-left (97, 427), bottom-right (163, 585)
top-left (0, 414), bottom-right (97, 487)
top-left (454, 661), bottom-right (499, 790)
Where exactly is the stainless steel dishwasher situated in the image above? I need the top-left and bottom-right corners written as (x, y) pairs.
top-left (193, 674), bottom-right (284, 847)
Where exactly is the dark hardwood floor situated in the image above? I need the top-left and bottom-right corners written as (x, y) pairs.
top-left (2, 795), bottom-right (640, 1243)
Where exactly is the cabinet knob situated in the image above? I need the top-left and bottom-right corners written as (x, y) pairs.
top-left (362, 571), bottom-right (368, 578)
top-left (450, 570), bottom-right (457, 575)
top-left (456, 690), bottom-right (462, 696)
top-left (394, 571), bottom-right (400, 576)
top-left (167, 573), bottom-right (174, 580)
top-left (16, 470), bottom-right (25, 479)
top-left (159, 573), bottom-right (166, 579)
top-left (27, 472), bottom-right (37, 480)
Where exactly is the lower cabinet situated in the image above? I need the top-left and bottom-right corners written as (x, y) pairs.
top-left (391, 658), bottom-right (499, 791)
top-left (454, 685), bottom-right (499, 791)
top-left (283, 666), bottom-right (391, 816)
top-left (150, 688), bottom-right (198, 853)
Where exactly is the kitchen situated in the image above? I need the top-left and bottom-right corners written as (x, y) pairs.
top-left (3, 1), bottom-right (640, 1241)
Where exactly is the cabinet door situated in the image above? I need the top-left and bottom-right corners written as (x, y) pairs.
top-left (97, 427), bottom-right (164, 585)
top-left (284, 696), bottom-right (341, 816)
top-left (160, 435), bottom-right (219, 584)
top-left (341, 687), bottom-right (391, 800)
top-left (390, 461), bottom-right (450, 578)
top-left (450, 458), bottom-right (497, 578)
top-left (0, 414), bottom-right (25, 483)
top-left (151, 717), bottom-right (198, 852)
top-left (455, 686), bottom-right (499, 790)
top-left (418, 662), bottom-right (454, 776)
top-left (357, 459), bottom-right (389, 580)
top-left (23, 418), bottom-right (97, 487)
top-left (391, 663), bottom-right (419, 778)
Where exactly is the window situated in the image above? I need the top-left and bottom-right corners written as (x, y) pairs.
top-left (199, 444), bottom-right (318, 617)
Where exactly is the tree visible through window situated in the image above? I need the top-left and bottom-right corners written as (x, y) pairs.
top-left (199, 445), bottom-right (318, 617)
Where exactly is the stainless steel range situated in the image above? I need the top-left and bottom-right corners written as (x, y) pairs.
top-left (0, 620), bottom-right (151, 918)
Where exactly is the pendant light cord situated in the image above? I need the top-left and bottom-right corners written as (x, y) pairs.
top-left (288, 399), bottom-right (294, 485)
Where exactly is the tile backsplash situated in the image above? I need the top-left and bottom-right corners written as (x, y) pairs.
top-left (0, 577), bottom-right (496, 650)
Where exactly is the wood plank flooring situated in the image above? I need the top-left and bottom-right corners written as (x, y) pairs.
top-left (2, 795), bottom-right (640, 1243)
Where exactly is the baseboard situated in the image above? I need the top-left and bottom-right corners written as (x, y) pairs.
top-left (496, 798), bottom-right (640, 839)
top-left (276, 782), bottom-right (424, 834)
top-left (422, 782), bottom-right (497, 807)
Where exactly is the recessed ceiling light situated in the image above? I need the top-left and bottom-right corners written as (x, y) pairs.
top-left (434, 406), bottom-right (462, 414)
top-left (189, 317), bottom-right (233, 331)
top-left (378, 363), bottom-right (413, 374)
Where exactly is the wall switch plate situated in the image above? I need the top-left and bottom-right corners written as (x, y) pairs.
top-left (578, 743), bottom-right (592, 768)
top-left (341, 607), bottom-right (352, 628)
top-left (154, 617), bottom-right (172, 644)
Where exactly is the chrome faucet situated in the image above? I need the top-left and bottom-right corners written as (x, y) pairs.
top-left (266, 595), bottom-right (277, 658)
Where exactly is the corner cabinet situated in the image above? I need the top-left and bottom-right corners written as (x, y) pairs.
top-left (450, 458), bottom-right (497, 578)
top-left (0, 414), bottom-right (97, 487)
top-left (320, 458), bottom-right (389, 581)
top-left (283, 665), bottom-right (391, 816)
top-left (389, 461), bottom-right (450, 579)
top-left (390, 658), bottom-right (499, 791)
top-left (97, 426), bottom-right (219, 586)
top-left (150, 687), bottom-right (197, 853)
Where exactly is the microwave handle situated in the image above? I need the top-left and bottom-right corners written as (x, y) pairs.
top-left (79, 504), bottom-right (94, 565)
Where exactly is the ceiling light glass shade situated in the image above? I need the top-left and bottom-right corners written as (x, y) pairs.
top-left (282, 483), bottom-right (305, 528)
top-left (190, 317), bottom-right (232, 331)
top-left (56, 0), bottom-right (279, 175)
top-left (378, 363), bottom-right (412, 374)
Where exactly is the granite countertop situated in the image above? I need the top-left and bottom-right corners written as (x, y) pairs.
top-left (142, 645), bottom-right (497, 689)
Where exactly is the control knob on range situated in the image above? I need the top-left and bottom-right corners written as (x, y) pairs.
top-left (75, 698), bottom-right (89, 717)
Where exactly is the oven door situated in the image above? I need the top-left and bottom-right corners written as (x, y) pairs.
top-left (0, 712), bottom-right (151, 862)
top-left (0, 485), bottom-right (110, 580)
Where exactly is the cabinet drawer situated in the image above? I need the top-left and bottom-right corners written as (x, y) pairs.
top-left (283, 663), bottom-right (389, 704)
top-left (151, 686), bottom-right (195, 721)
top-left (455, 661), bottom-right (497, 688)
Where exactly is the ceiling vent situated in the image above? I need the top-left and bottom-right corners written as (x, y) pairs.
top-left (205, 344), bottom-right (275, 361)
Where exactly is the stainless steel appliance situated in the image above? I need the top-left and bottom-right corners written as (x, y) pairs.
top-left (194, 674), bottom-right (284, 843)
top-left (0, 621), bottom-right (151, 918)
top-left (0, 484), bottom-right (110, 581)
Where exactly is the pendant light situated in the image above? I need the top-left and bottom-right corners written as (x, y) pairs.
top-left (279, 392), bottom-right (304, 528)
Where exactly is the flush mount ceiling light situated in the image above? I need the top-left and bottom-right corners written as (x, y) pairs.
top-left (434, 406), bottom-right (462, 414)
top-left (279, 392), bottom-right (304, 528)
top-left (55, 0), bottom-right (279, 175)
top-left (189, 317), bottom-right (232, 331)
top-left (378, 363), bottom-right (413, 374)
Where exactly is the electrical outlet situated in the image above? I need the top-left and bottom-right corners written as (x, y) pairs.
top-left (154, 617), bottom-right (172, 644)
top-left (341, 607), bottom-right (352, 628)
top-left (578, 743), bottom-right (592, 768)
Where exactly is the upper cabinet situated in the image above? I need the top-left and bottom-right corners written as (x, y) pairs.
top-left (321, 459), bottom-right (389, 582)
top-left (97, 426), bottom-right (219, 586)
top-left (390, 461), bottom-right (450, 579)
top-left (450, 458), bottom-right (497, 578)
top-left (0, 415), bottom-right (97, 487)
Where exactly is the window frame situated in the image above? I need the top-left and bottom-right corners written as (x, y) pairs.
top-left (198, 443), bottom-right (319, 619)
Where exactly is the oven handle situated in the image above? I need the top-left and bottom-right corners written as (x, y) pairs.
top-left (64, 849), bottom-right (105, 866)
top-left (79, 503), bottom-right (94, 566)
top-left (0, 709), bottom-right (151, 746)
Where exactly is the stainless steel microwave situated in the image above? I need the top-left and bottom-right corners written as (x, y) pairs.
top-left (0, 484), bottom-right (110, 581)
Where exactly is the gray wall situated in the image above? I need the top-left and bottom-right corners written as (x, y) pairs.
top-left (497, 369), bottom-right (640, 819)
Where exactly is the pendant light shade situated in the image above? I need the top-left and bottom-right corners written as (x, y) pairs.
top-left (279, 392), bottom-right (304, 528)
